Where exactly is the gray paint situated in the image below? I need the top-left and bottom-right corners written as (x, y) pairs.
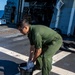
top-left (50, 0), bottom-right (75, 35)
top-left (4, 0), bottom-right (19, 23)
top-left (50, 9), bottom-right (57, 28)
top-left (71, 10), bottom-right (75, 35)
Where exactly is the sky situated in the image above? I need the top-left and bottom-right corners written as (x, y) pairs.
top-left (0, 0), bottom-right (7, 10)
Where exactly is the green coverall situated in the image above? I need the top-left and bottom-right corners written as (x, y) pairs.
top-left (28, 25), bottom-right (62, 75)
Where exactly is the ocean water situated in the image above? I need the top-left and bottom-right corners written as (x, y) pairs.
top-left (0, 10), bottom-right (4, 18)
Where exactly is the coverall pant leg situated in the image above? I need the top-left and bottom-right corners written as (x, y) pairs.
top-left (37, 39), bottom-right (62, 75)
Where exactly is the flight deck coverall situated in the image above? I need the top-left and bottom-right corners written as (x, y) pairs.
top-left (28, 25), bottom-right (62, 75)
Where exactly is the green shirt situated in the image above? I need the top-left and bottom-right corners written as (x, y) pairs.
top-left (28, 25), bottom-right (62, 49)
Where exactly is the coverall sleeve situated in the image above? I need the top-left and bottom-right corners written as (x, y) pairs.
top-left (33, 33), bottom-right (42, 49)
top-left (28, 34), bottom-right (34, 45)
top-left (29, 38), bottom-right (34, 45)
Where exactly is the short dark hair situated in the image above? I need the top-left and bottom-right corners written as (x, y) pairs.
top-left (17, 15), bottom-right (31, 28)
top-left (17, 19), bottom-right (29, 28)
